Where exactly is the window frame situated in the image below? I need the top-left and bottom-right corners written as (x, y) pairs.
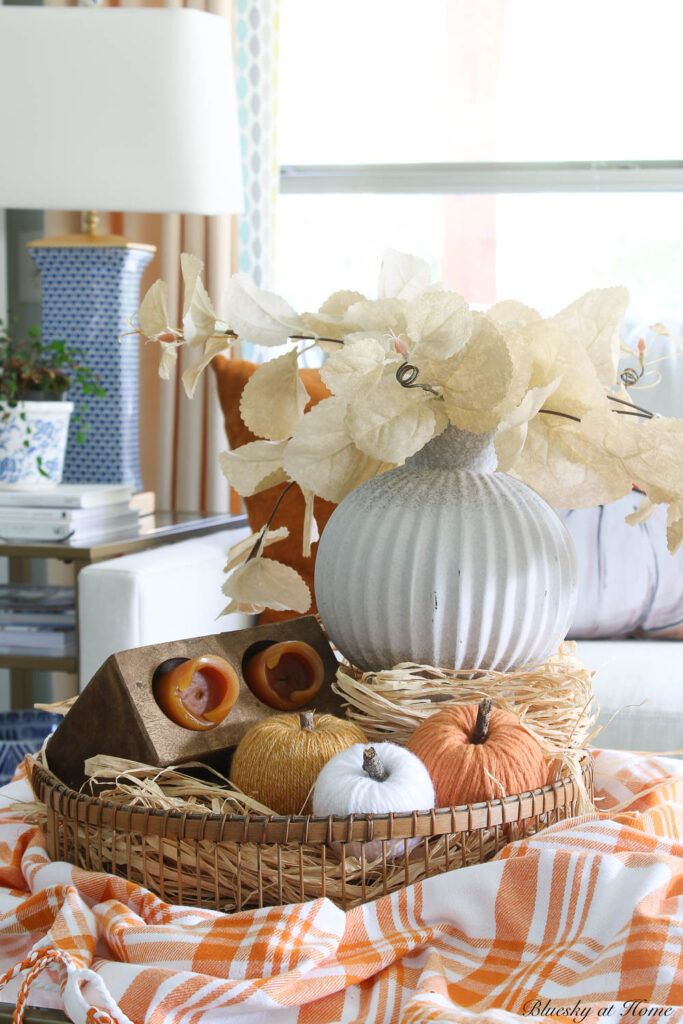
top-left (279, 161), bottom-right (683, 195)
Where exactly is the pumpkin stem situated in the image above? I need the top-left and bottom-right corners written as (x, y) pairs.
top-left (362, 746), bottom-right (389, 782)
top-left (299, 711), bottom-right (315, 730)
top-left (471, 699), bottom-right (492, 744)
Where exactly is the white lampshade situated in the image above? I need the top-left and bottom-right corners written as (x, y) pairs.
top-left (0, 6), bottom-right (243, 216)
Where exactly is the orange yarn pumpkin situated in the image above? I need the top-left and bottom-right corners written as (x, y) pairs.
top-left (406, 700), bottom-right (547, 807)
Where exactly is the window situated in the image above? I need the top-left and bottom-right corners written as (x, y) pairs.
top-left (274, 0), bottom-right (683, 322)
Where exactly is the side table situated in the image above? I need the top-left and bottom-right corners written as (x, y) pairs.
top-left (0, 511), bottom-right (248, 708)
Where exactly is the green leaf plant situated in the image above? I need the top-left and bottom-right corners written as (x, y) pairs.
top-left (0, 317), bottom-right (106, 476)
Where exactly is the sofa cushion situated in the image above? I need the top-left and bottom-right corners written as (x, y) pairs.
top-left (211, 356), bottom-right (337, 623)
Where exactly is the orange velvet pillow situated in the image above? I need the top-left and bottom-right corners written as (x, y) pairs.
top-left (211, 356), bottom-right (337, 623)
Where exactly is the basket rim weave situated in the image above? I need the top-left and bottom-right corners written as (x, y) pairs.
top-left (27, 752), bottom-right (593, 845)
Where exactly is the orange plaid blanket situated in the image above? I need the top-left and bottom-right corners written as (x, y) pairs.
top-left (0, 748), bottom-right (680, 1024)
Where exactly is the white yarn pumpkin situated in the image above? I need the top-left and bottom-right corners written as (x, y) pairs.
top-left (312, 742), bottom-right (435, 861)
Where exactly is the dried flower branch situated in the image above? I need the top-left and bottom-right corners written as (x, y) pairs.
top-left (136, 250), bottom-right (683, 613)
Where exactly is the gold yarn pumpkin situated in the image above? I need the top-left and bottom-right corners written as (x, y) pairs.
top-left (407, 700), bottom-right (547, 807)
top-left (229, 711), bottom-right (367, 816)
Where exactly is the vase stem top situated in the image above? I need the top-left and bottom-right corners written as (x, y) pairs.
top-left (407, 425), bottom-right (497, 472)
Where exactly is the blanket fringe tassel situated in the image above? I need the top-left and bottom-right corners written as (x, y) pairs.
top-left (0, 945), bottom-right (130, 1024)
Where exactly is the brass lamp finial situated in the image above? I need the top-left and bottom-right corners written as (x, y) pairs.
top-left (83, 210), bottom-right (100, 236)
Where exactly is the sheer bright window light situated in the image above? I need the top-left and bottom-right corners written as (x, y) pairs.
top-left (0, 6), bottom-right (243, 491)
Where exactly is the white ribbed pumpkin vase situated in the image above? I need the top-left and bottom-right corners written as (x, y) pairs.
top-left (314, 426), bottom-right (578, 672)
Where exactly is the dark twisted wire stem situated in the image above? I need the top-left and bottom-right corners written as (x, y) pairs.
top-left (288, 334), bottom-right (344, 346)
top-left (620, 364), bottom-right (645, 387)
top-left (395, 362), bottom-right (580, 419)
top-left (605, 393), bottom-right (654, 418)
top-left (395, 359), bottom-right (658, 426)
top-left (395, 362), bottom-right (441, 395)
top-left (245, 481), bottom-right (296, 563)
top-left (611, 410), bottom-right (653, 418)
top-left (248, 339), bottom-right (656, 437)
top-left (538, 409), bottom-right (582, 423)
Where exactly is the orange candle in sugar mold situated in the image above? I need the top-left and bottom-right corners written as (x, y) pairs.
top-left (153, 655), bottom-right (240, 730)
top-left (244, 641), bottom-right (325, 711)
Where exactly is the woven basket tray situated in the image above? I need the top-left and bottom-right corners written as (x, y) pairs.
top-left (28, 753), bottom-right (593, 912)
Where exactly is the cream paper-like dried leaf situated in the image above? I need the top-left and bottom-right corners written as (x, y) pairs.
top-left (182, 336), bottom-right (234, 399)
top-left (405, 290), bottom-right (473, 361)
top-left (300, 290), bottom-right (367, 351)
top-left (487, 299), bottom-right (541, 325)
top-left (180, 253), bottom-right (204, 311)
top-left (343, 330), bottom-right (396, 353)
top-left (378, 249), bottom-right (431, 301)
top-left (218, 439), bottom-right (289, 497)
top-left (220, 599), bottom-right (259, 615)
top-left (300, 312), bottom-right (346, 345)
top-left (320, 290), bottom-right (367, 316)
top-left (283, 397), bottom-right (387, 503)
top-left (555, 409), bottom-right (683, 509)
top-left (223, 274), bottom-right (303, 347)
top-left (179, 250), bottom-right (202, 307)
top-left (667, 501), bottom-right (683, 554)
top-left (550, 287), bottom-right (629, 387)
top-left (221, 556), bottom-right (311, 616)
top-left (625, 495), bottom-right (656, 526)
top-left (344, 298), bottom-right (409, 337)
top-left (521, 320), bottom-right (606, 417)
top-left (320, 336), bottom-right (386, 397)
top-left (301, 487), bottom-right (319, 558)
top-left (345, 369), bottom-right (448, 463)
top-left (138, 280), bottom-right (171, 339)
top-left (183, 281), bottom-right (218, 349)
top-left (158, 340), bottom-right (180, 381)
top-left (509, 411), bottom-right (634, 510)
top-left (510, 404), bottom-right (683, 514)
top-left (617, 426), bottom-right (680, 505)
top-left (223, 526), bottom-right (290, 573)
top-left (441, 316), bottom-right (515, 432)
top-left (180, 253), bottom-right (216, 346)
top-left (495, 377), bottom-right (563, 472)
top-left (239, 351), bottom-right (309, 441)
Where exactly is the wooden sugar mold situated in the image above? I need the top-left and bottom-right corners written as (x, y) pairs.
top-left (47, 616), bottom-right (345, 790)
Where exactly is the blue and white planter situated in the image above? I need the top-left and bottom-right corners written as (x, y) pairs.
top-left (0, 399), bottom-right (73, 488)
top-left (0, 710), bottom-right (61, 786)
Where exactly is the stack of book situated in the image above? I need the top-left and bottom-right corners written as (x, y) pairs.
top-left (0, 485), bottom-right (140, 543)
top-left (0, 584), bottom-right (76, 657)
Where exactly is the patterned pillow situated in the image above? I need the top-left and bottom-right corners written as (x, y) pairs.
top-left (211, 356), bottom-right (336, 623)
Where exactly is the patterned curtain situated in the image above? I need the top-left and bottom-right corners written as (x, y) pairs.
top-left (234, 0), bottom-right (280, 291)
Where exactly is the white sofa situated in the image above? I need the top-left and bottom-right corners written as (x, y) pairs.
top-left (78, 524), bottom-right (255, 687)
top-left (78, 527), bottom-right (682, 755)
top-left (573, 639), bottom-right (682, 754)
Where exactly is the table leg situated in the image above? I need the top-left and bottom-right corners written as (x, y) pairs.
top-left (70, 559), bottom-right (88, 693)
top-left (8, 555), bottom-right (32, 709)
